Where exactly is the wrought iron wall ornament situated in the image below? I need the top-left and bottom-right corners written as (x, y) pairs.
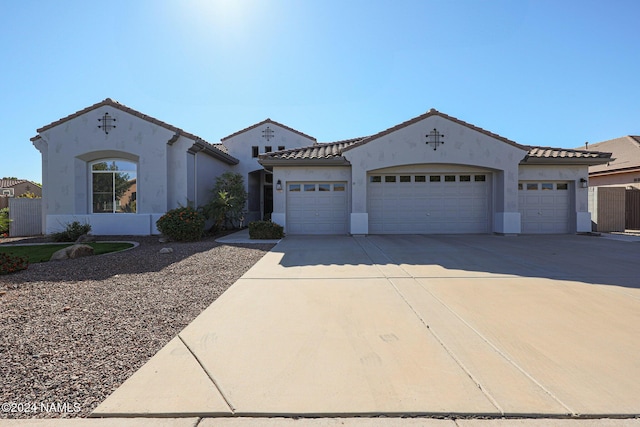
top-left (98, 112), bottom-right (116, 134)
top-left (425, 128), bottom-right (444, 151)
top-left (262, 126), bottom-right (274, 141)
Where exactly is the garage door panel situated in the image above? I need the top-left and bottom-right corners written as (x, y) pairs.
top-left (368, 173), bottom-right (490, 234)
top-left (287, 182), bottom-right (348, 235)
top-left (519, 182), bottom-right (570, 234)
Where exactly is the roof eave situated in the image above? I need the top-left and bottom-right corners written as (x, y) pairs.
top-left (258, 158), bottom-right (350, 167)
top-left (189, 141), bottom-right (239, 165)
top-left (520, 157), bottom-right (611, 166)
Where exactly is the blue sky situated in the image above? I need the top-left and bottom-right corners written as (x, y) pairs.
top-left (2, 0), bottom-right (639, 183)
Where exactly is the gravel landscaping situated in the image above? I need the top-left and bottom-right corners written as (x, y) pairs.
top-left (0, 235), bottom-right (274, 419)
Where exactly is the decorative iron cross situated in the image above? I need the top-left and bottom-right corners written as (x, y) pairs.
top-left (98, 113), bottom-right (116, 134)
top-left (262, 126), bottom-right (274, 141)
top-left (425, 128), bottom-right (444, 151)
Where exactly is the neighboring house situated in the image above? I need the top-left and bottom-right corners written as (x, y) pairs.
top-left (0, 179), bottom-right (42, 209)
top-left (32, 99), bottom-right (612, 236)
top-left (579, 136), bottom-right (640, 230)
top-left (579, 136), bottom-right (640, 188)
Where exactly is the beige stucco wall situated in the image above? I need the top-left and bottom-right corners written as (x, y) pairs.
top-left (589, 171), bottom-right (640, 189)
top-left (343, 115), bottom-right (527, 234)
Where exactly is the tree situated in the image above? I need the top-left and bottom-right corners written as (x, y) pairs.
top-left (201, 172), bottom-right (247, 229)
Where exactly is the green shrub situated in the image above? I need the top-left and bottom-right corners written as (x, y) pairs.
top-left (249, 220), bottom-right (284, 239)
top-left (201, 172), bottom-right (248, 229)
top-left (156, 206), bottom-right (205, 241)
top-left (0, 208), bottom-right (9, 236)
top-left (51, 221), bottom-right (92, 242)
top-left (0, 252), bottom-right (29, 275)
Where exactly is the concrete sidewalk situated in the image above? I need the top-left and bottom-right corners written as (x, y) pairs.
top-left (92, 234), bottom-right (640, 420)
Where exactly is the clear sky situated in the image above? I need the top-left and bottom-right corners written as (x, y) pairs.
top-left (2, 0), bottom-right (639, 183)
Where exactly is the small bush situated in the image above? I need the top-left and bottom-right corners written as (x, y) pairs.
top-left (0, 207), bottom-right (9, 236)
top-left (156, 206), bottom-right (205, 241)
top-left (51, 221), bottom-right (92, 242)
top-left (249, 220), bottom-right (284, 239)
top-left (0, 252), bottom-right (29, 275)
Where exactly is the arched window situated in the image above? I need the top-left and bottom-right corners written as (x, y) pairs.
top-left (91, 160), bottom-right (137, 213)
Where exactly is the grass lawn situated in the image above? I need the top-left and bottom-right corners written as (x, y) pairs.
top-left (0, 242), bottom-right (134, 263)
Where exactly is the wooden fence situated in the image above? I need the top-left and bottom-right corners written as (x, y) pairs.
top-left (626, 189), bottom-right (640, 230)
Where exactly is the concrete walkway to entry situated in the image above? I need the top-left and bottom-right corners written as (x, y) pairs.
top-left (92, 234), bottom-right (640, 420)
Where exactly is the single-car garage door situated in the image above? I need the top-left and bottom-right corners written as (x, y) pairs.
top-left (287, 182), bottom-right (349, 234)
top-left (368, 173), bottom-right (491, 234)
top-left (519, 181), bottom-right (571, 233)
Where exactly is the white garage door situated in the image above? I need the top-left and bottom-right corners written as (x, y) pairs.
top-left (368, 173), bottom-right (490, 234)
top-left (287, 182), bottom-right (349, 234)
top-left (519, 182), bottom-right (571, 233)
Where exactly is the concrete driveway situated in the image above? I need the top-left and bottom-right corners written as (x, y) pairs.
top-left (94, 234), bottom-right (640, 419)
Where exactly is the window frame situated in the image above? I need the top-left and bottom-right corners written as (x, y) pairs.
top-left (90, 159), bottom-right (138, 214)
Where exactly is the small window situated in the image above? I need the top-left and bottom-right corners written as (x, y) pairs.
top-left (304, 184), bottom-right (316, 192)
top-left (400, 175), bottom-right (411, 183)
top-left (430, 175), bottom-right (441, 182)
top-left (415, 175), bottom-right (426, 182)
top-left (541, 183), bottom-right (553, 191)
top-left (252, 146), bottom-right (259, 158)
top-left (444, 175), bottom-right (456, 182)
top-left (289, 184), bottom-right (300, 192)
top-left (475, 175), bottom-right (486, 182)
top-left (518, 183), bottom-right (523, 190)
top-left (557, 183), bottom-right (568, 190)
top-left (527, 183), bottom-right (538, 191)
top-left (333, 183), bottom-right (345, 191)
top-left (264, 146), bottom-right (272, 153)
top-left (369, 176), bottom-right (381, 183)
top-left (385, 176), bottom-right (396, 183)
top-left (278, 145), bottom-right (285, 151)
top-left (318, 184), bottom-right (330, 192)
top-left (459, 175), bottom-right (471, 182)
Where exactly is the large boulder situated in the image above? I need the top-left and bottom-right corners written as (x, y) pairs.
top-left (50, 244), bottom-right (95, 261)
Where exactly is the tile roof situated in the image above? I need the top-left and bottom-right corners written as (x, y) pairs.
top-left (0, 179), bottom-right (28, 188)
top-left (221, 118), bottom-right (317, 142)
top-left (577, 136), bottom-right (640, 174)
top-left (522, 146), bottom-right (612, 164)
top-left (260, 137), bottom-right (364, 162)
top-left (31, 98), bottom-right (239, 165)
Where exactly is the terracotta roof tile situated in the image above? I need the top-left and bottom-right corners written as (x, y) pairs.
top-left (0, 179), bottom-right (28, 188)
top-left (525, 146), bottom-right (611, 159)
top-left (259, 137), bottom-right (364, 161)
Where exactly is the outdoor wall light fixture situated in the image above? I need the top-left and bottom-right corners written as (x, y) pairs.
top-left (580, 178), bottom-right (588, 188)
top-left (276, 179), bottom-right (282, 191)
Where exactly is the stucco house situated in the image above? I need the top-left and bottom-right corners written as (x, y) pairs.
top-left (32, 99), bottom-right (612, 236)
top-left (0, 178), bottom-right (42, 209)
top-left (579, 136), bottom-right (640, 188)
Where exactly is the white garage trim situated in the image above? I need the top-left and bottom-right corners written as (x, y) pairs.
top-left (519, 181), bottom-right (572, 233)
top-left (286, 181), bottom-right (349, 235)
top-left (367, 172), bottom-right (491, 234)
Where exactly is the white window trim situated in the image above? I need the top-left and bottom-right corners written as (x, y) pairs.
top-left (90, 159), bottom-right (138, 214)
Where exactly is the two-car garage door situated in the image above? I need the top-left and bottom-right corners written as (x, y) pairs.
top-left (368, 173), bottom-right (491, 234)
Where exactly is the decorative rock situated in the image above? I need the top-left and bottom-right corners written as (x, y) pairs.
top-left (50, 244), bottom-right (95, 261)
top-left (158, 237), bottom-right (169, 243)
top-left (159, 247), bottom-right (173, 254)
top-left (76, 233), bottom-right (96, 243)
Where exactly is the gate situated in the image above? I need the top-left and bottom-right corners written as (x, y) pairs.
top-left (626, 189), bottom-right (640, 230)
top-left (8, 198), bottom-right (42, 237)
